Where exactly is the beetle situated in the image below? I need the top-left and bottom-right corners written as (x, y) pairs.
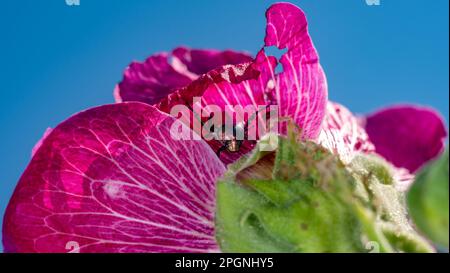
top-left (214, 121), bottom-right (247, 156)
top-left (210, 105), bottom-right (272, 158)
top-left (186, 104), bottom-right (273, 158)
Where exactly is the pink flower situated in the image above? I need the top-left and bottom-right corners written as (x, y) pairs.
top-left (3, 2), bottom-right (446, 253)
top-left (3, 3), bottom-right (327, 253)
top-left (114, 47), bottom-right (253, 105)
top-left (319, 102), bottom-right (447, 190)
top-left (116, 2), bottom-right (328, 164)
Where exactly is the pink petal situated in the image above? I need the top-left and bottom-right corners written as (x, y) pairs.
top-left (157, 61), bottom-right (264, 164)
top-left (157, 3), bottom-right (328, 163)
top-left (318, 102), bottom-right (375, 164)
top-left (392, 167), bottom-right (415, 192)
top-left (115, 47), bottom-right (252, 105)
top-left (264, 3), bottom-right (327, 137)
top-left (31, 127), bottom-right (53, 157)
top-left (115, 52), bottom-right (194, 105)
top-left (363, 105), bottom-right (447, 173)
top-left (3, 102), bottom-right (225, 253)
top-left (172, 47), bottom-right (253, 76)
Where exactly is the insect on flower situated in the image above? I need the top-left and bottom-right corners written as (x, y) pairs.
top-left (2, 2), bottom-right (445, 254)
top-left (189, 104), bottom-right (274, 157)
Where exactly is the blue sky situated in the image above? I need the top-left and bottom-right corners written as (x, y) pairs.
top-left (0, 0), bottom-right (448, 251)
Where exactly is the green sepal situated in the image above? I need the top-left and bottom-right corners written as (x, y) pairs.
top-left (215, 133), bottom-right (434, 253)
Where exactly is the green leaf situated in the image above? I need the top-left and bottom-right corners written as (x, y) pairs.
top-left (407, 149), bottom-right (449, 249)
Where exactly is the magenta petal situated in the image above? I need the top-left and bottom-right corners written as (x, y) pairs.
top-left (318, 102), bottom-right (375, 164)
top-left (115, 48), bottom-right (252, 105)
top-left (364, 105), bottom-right (447, 173)
top-left (115, 53), bottom-right (195, 105)
top-left (31, 127), bottom-right (53, 157)
top-left (264, 3), bottom-right (328, 137)
top-left (172, 47), bottom-right (253, 76)
top-left (157, 3), bottom-right (327, 164)
top-left (3, 103), bottom-right (225, 253)
top-left (157, 61), bottom-right (263, 164)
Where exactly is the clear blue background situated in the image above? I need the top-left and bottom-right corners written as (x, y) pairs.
top-left (0, 0), bottom-right (448, 252)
